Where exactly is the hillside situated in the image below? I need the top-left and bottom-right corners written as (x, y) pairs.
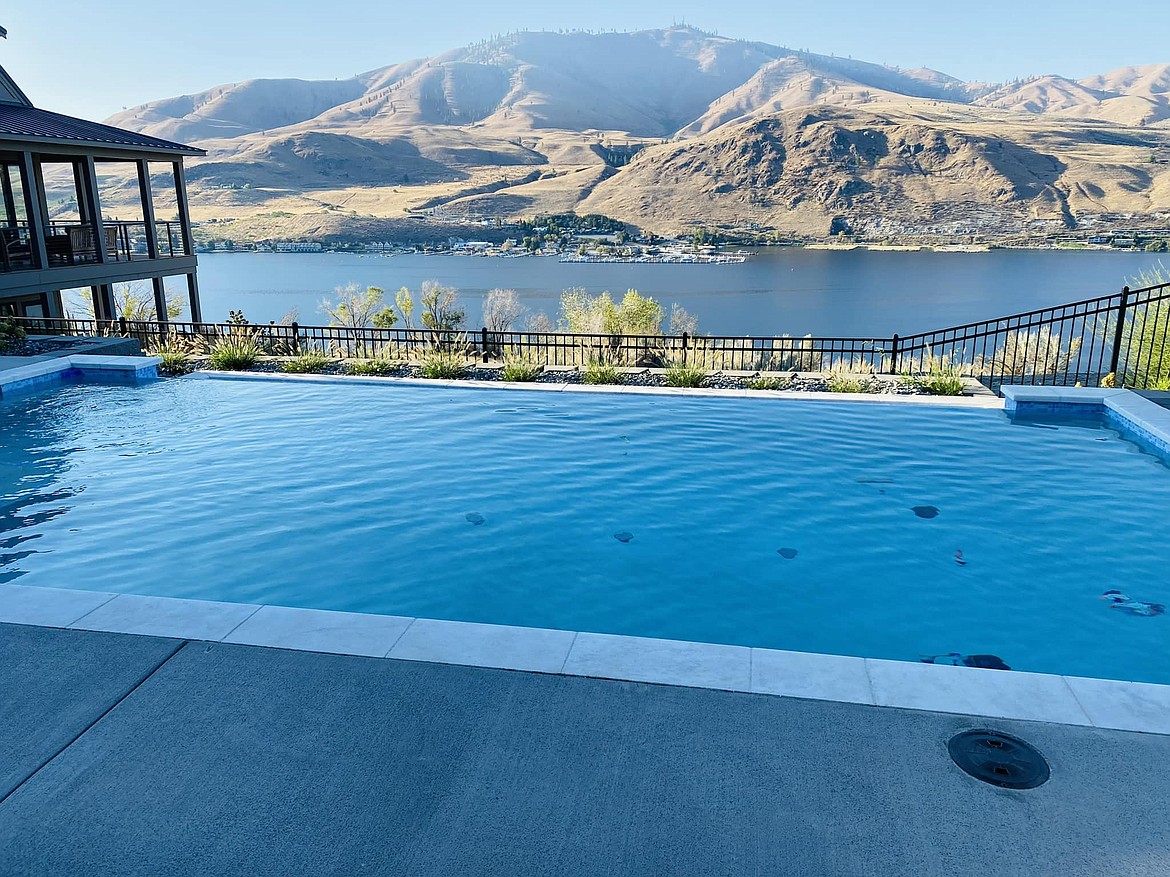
top-left (98, 27), bottom-right (1170, 243)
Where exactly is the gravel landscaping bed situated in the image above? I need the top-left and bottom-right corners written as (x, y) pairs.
top-left (180, 357), bottom-right (937, 395)
top-left (0, 337), bottom-right (86, 357)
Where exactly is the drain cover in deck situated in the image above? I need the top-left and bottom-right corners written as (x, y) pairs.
top-left (947, 730), bottom-right (1050, 789)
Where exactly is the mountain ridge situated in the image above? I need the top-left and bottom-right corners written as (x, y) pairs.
top-left (98, 27), bottom-right (1170, 242)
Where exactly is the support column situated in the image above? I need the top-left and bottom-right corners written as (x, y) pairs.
top-left (1, 165), bottom-right (16, 224)
top-left (172, 161), bottom-right (194, 256)
top-left (186, 272), bottom-right (202, 323)
top-left (137, 160), bottom-right (160, 259)
top-left (91, 284), bottom-right (116, 322)
top-left (152, 276), bottom-right (169, 324)
top-left (80, 157), bottom-right (108, 263)
top-left (18, 152), bottom-right (48, 270)
top-left (46, 291), bottom-right (64, 319)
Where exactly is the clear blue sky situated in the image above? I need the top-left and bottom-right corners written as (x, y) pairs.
top-left (3, 0), bottom-right (1167, 120)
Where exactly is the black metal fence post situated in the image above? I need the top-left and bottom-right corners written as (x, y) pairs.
top-left (889, 334), bottom-right (900, 375)
top-left (481, 326), bottom-right (489, 362)
top-left (1108, 286), bottom-right (1130, 381)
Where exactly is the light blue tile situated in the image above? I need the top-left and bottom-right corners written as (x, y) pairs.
top-left (224, 604), bottom-right (413, 657)
top-left (562, 632), bottom-right (751, 692)
top-left (0, 583), bottom-right (117, 627)
top-left (751, 648), bottom-right (874, 704)
top-left (1064, 676), bottom-right (1170, 735)
top-left (388, 618), bottom-right (575, 672)
top-left (865, 658), bottom-right (1091, 725)
top-left (69, 593), bottom-right (260, 641)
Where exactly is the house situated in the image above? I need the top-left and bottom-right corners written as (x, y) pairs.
top-left (0, 35), bottom-right (205, 322)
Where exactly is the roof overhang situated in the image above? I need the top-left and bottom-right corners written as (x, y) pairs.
top-left (0, 134), bottom-right (205, 159)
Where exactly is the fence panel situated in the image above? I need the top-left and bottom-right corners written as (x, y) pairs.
top-left (12, 278), bottom-right (1170, 391)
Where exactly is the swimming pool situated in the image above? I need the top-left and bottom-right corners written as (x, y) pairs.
top-left (3, 376), bottom-right (1169, 684)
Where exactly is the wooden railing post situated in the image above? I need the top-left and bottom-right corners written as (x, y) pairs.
top-left (1108, 286), bottom-right (1130, 381)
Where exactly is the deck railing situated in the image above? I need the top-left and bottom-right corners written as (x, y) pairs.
top-left (15, 278), bottom-right (1170, 390)
top-left (0, 220), bottom-right (189, 273)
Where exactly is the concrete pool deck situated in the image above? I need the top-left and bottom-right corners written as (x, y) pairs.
top-left (2, 621), bottom-right (1169, 877)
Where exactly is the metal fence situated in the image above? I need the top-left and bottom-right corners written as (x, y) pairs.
top-left (14, 277), bottom-right (1170, 390)
top-left (895, 280), bottom-right (1170, 389)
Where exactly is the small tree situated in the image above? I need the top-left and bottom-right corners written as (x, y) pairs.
top-left (483, 288), bottom-right (526, 332)
top-left (419, 280), bottom-right (465, 331)
top-left (395, 287), bottom-right (414, 329)
top-left (320, 284), bottom-right (397, 329)
top-left (669, 303), bottom-right (699, 336)
top-left (67, 281), bottom-right (183, 321)
top-left (558, 288), bottom-right (664, 335)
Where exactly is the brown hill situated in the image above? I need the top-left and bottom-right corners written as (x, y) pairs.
top-left (98, 27), bottom-right (1170, 242)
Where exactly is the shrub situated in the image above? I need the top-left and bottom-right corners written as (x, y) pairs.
top-left (0, 317), bottom-right (27, 352)
top-left (559, 288), bottom-right (664, 334)
top-left (146, 335), bottom-right (198, 376)
top-left (419, 347), bottom-right (470, 379)
top-left (281, 350), bottom-right (331, 374)
top-left (345, 347), bottom-right (402, 376)
top-left (664, 361), bottom-right (707, 387)
top-left (747, 375), bottom-right (790, 391)
top-left (500, 350), bottom-right (543, 382)
top-left (207, 336), bottom-right (261, 371)
top-left (826, 363), bottom-right (879, 394)
top-left (905, 351), bottom-right (967, 396)
top-left (992, 328), bottom-right (1081, 378)
top-left (913, 373), bottom-right (966, 396)
top-left (1116, 262), bottom-right (1170, 389)
top-left (582, 360), bottom-right (622, 385)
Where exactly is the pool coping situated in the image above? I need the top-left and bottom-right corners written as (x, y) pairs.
top-left (0, 354), bottom-right (161, 398)
top-left (1002, 384), bottom-right (1170, 458)
top-left (189, 369), bottom-right (1007, 407)
top-left (2, 583), bottom-right (1167, 736)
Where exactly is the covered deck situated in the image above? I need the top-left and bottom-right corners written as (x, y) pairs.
top-left (0, 81), bottom-right (205, 322)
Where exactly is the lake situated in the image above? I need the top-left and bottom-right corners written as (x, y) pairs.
top-left (191, 249), bottom-right (1165, 336)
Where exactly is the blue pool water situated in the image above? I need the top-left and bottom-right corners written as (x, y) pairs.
top-left (3, 377), bottom-right (1169, 684)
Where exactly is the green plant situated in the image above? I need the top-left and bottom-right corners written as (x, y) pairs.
top-left (345, 345), bottom-right (402, 376)
top-left (281, 350), bottom-right (331, 374)
top-left (419, 347), bottom-right (470, 379)
top-left (1116, 262), bottom-right (1170, 389)
top-left (207, 335), bottom-right (261, 371)
top-left (992, 328), bottom-right (1081, 377)
top-left (747, 375), bottom-right (791, 391)
top-left (664, 361), bottom-right (707, 387)
top-left (145, 334), bottom-right (199, 376)
top-left (912, 372), bottom-right (966, 396)
top-left (904, 350), bottom-right (968, 396)
top-left (0, 317), bottom-right (26, 352)
top-left (559, 288), bottom-right (664, 334)
top-left (320, 283), bottom-right (397, 330)
top-left (420, 281), bottom-right (465, 331)
top-left (578, 342), bottom-right (625, 384)
top-left (826, 363), bottom-right (879, 394)
top-left (500, 350), bottom-right (543, 382)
